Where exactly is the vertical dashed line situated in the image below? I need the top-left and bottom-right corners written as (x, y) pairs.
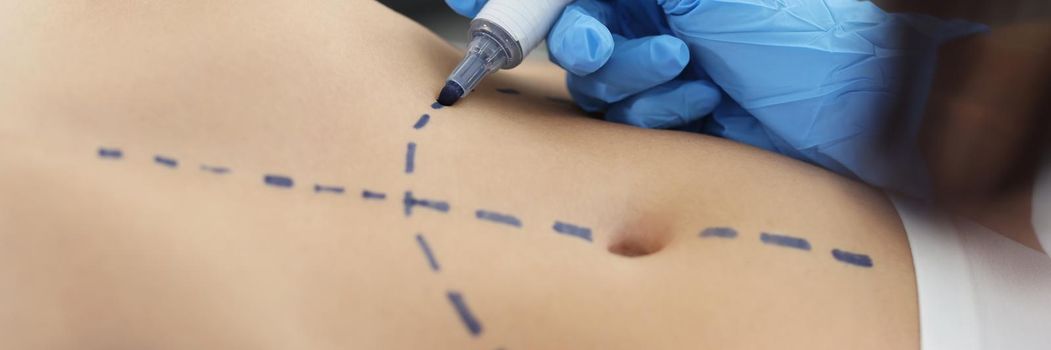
top-left (413, 114), bottom-right (431, 129)
top-left (416, 233), bottom-right (441, 272)
top-left (447, 291), bottom-right (483, 337)
top-left (405, 142), bottom-right (416, 174)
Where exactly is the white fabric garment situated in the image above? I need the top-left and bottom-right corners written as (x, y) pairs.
top-left (893, 195), bottom-right (1051, 350)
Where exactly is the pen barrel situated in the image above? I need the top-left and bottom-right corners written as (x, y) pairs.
top-left (474, 0), bottom-right (574, 68)
top-left (447, 34), bottom-right (507, 98)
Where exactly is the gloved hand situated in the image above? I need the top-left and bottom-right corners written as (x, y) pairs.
top-left (446, 0), bottom-right (718, 129)
top-left (446, 0), bottom-right (986, 196)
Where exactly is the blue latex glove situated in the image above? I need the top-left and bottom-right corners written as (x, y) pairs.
top-left (446, 0), bottom-right (987, 196)
top-left (447, 0), bottom-right (720, 129)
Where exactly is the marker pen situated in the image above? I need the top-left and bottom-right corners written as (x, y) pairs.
top-left (436, 0), bottom-right (573, 106)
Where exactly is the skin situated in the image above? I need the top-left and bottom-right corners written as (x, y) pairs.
top-left (0, 1), bottom-right (918, 349)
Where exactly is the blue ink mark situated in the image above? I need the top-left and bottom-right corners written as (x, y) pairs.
top-left (553, 221), bottom-right (592, 242)
top-left (263, 174), bottom-right (294, 188)
top-left (700, 227), bottom-right (737, 239)
top-left (496, 88), bottom-right (520, 95)
top-left (200, 165), bottom-right (230, 174)
top-left (415, 234), bottom-right (440, 272)
top-left (405, 142), bottom-right (416, 174)
top-left (98, 147), bottom-right (123, 159)
top-left (314, 184), bottom-right (345, 194)
top-left (475, 210), bottom-right (522, 228)
top-left (760, 232), bottom-right (811, 251)
top-left (154, 155), bottom-right (178, 168)
top-left (362, 190), bottom-right (387, 200)
top-left (431, 102), bottom-right (444, 110)
top-left (402, 191), bottom-right (413, 216)
top-left (447, 291), bottom-right (482, 337)
top-left (420, 199), bottom-right (450, 212)
top-left (403, 191), bottom-right (450, 216)
top-left (832, 249), bottom-right (874, 268)
top-left (413, 114), bottom-right (431, 129)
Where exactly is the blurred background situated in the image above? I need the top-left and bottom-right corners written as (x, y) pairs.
top-left (378, 1), bottom-right (466, 45)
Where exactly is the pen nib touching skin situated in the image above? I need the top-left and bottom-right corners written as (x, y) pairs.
top-left (437, 80), bottom-right (464, 106)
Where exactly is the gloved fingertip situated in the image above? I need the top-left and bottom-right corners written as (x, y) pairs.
top-left (549, 10), bottom-right (614, 76)
top-left (606, 80), bottom-right (722, 129)
top-left (679, 80), bottom-right (721, 118)
top-left (445, 0), bottom-right (486, 18)
top-left (567, 75), bottom-right (609, 112)
top-left (647, 35), bottom-right (690, 78)
top-left (603, 104), bottom-right (651, 127)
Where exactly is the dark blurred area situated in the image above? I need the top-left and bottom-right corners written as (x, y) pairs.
top-left (378, 1), bottom-right (469, 46)
top-left (881, 0), bottom-right (1050, 211)
top-left (879, 0), bottom-right (1051, 25)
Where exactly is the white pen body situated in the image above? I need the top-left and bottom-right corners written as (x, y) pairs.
top-left (439, 0), bottom-right (572, 105)
top-left (474, 0), bottom-right (574, 64)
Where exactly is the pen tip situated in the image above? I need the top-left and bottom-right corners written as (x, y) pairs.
top-left (437, 81), bottom-right (463, 106)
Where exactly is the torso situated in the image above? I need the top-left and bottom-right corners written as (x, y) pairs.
top-left (0, 1), bottom-right (918, 348)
